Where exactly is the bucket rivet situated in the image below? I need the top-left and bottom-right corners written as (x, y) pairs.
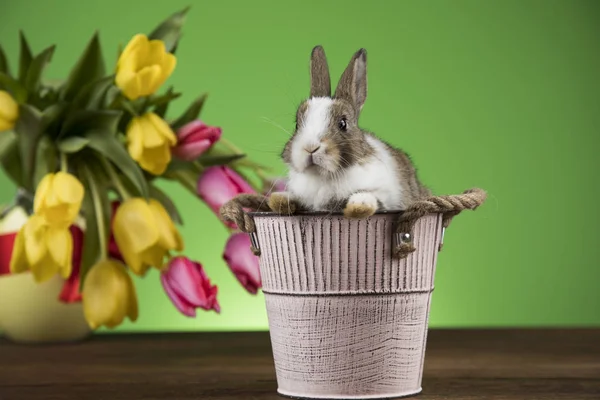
top-left (400, 232), bottom-right (412, 243)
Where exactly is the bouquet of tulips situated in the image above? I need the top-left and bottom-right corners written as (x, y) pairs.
top-left (0, 8), bottom-right (281, 329)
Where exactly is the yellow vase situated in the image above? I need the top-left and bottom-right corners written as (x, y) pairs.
top-left (0, 202), bottom-right (91, 344)
top-left (0, 272), bottom-right (91, 343)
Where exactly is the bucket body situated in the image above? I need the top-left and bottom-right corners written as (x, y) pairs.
top-left (251, 212), bottom-right (444, 399)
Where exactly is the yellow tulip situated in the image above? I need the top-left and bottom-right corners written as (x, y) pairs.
top-left (10, 214), bottom-right (73, 282)
top-left (115, 34), bottom-right (176, 100)
top-left (34, 172), bottom-right (85, 229)
top-left (112, 198), bottom-right (183, 276)
top-left (0, 90), bottom-right (18, 132)
top-left (82, 259), bottom-right (138, 329)
top-left (126, 112), bottom-right (177, 175)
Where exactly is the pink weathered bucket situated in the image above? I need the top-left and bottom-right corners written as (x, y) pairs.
top-left (221, 188), bottom-right (487, 399)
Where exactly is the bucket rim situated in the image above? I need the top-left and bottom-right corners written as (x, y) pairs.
top-left (248, 209), bottom-right (406, 217)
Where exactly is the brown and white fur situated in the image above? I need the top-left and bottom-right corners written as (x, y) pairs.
top-left (269, 46), bottom-right (430, 219)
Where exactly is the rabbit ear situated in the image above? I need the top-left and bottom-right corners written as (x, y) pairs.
top-left (334, 48), bottom-right (367, 111)
top-left (310, 45), bottom-right (331, 97)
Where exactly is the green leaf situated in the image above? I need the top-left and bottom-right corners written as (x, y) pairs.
top-left (148, 88), bottom-right (181, 108)
top-left (70, 75), bottom-right (115, 111)
top-left (41, 102), bottom-right (69, 138)
top-left (0, 72), bottom-right (27, 103)
top-left (60, 32), bottom-right (106, 101)
top-left (148, 6), bottom-right (190, 53)
top-left (164, 157), bottom-right (197, 174)
top-left (0, 131), bottom-right (23, 187)
top-left (57, 136), bottom-right (90, 153)
top-left (78, 162), bottom-right (111, 286)
top-left (13, 104), bottom-right (44, 191)
top-left (0, 44), bottom-right (9, 75)
top-left (32, 136), bottom-right (58, 189)
top-left (59, 109), bottom-right (122, 138)
top-left (149, 184), bottom-right (183, 225)
top-left (25, 45), bottom-right (55, 93)
top-left (197, 153), bottom-right (246, 167)
top-left (153, 87), bottom-right (178, 118)
top-left (84, 130), bottom-right (149, 199)
top-left (103, 85), bottom-right (121, 108)
top-left (171, 93), bottom-right (207, 130)
top-left (78, 185), bottom-right (99, 284)
top-left (18, 31), bottom-right (33, 85)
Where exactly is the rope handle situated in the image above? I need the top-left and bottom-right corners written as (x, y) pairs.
top-left (393, 188), bottom-right (487, 258)
top-left (220, 188), bottom-right (487, 259)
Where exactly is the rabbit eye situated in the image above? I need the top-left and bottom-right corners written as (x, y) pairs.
top-left (338, 117), bottom-right (347, 131)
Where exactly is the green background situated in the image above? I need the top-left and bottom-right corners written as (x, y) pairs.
top-left (0, 0), bottom-right (598, 332)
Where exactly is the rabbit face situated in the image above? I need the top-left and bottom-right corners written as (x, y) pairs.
top-left (282, 46), bottom-right (372, 176)
top-left (283, 97), bottom-right (372, 174)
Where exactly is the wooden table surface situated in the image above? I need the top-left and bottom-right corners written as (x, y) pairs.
top-left (1, 329), bottom-right (599, 400)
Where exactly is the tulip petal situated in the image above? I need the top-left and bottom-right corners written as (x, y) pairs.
top-left (83, 260), bottom-right (134, 330)
top-left (113, 199), bottom-right (160, 274)
top-left (54, 172), bottom-right (85, 206)
top-left (113, 199), bottom-right (159, 253)
top-left (0, 90), bottom-right (19, 124)
top-left (177, 120), bottom-right (205, 142)
top-left (29, 253), bottom-right (60, 283)
top-left (117, 34), bottom-right (147, 70)
top-left (139, 114), bottom-right (167, 148)
top-left (136, 144), bottom-right (171, 176)
top-left (147, 113), bottom-right (177, 146)
top-left (172, 139), bottom-right (213, 161)
top-left (126, 118), bottom-right (145, 160)
top-left (166, 258), bottom-right (210, 308)
top-left (136, 65), bottom-right (163, 98)
top-left (140, 245), bottom-right (166, 271)
top-left (149, 200), bottom-right (182, 251)
top-left (33, 173), bottom-right (54, 215)
top-left (161, 272), bottom-right (197, 317)
top-left (124, 271), bottom-right (139, 322)
top-left (116, 70), bottom-right (142, 100)
top-left (0, 119), bottom-right (13, 131)
top-left (9, 228), bottom-right (29, 274)
top-left (146, 40), bottom-right (167, 65)
top-left (223, 233), bottom-right (261, 294)
top-left (161, 53), bottom-right (177, 83)
top-left (46, 227), bottom-right (73, 279)
top-left (23, 215), bottom-right (48, 266)
top-left (224, 167), bottom-right (256, 195)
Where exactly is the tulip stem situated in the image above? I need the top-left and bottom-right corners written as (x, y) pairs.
top-left (60, 152), bottom-right (68, 172)
top-left (100, 156), bottom-right (131, 200)
top-left (82, 165), bottom-right (108, 259)
top-left (219, 138), bottom-right (244, 155)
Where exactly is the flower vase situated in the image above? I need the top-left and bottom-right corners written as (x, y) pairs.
top-left (0, 190), bottom-right (91, 344)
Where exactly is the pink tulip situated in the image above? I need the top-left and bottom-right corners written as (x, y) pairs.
top-left (172, 120), bottom-right (222, 161)
top-left (161, 256), bottom-right (220, 316)
top-left (197, 166), bottom-right (255, 228)
top-left (223, 232), bottom-right (261, 294)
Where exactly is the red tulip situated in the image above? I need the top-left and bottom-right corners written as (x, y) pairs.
top-left (161, 256), bottom-right (220, 316)
top-left (0, 232), bottom-right (16, 276)
top-left (172, 120), bottom-right (222, 161)
top-left (223, 232), bottom-right (261, 294)
top-left (107, 201), bottom-right (125, 263)
top-left (58, 225), bottom-right (84, 303)
top-left (197, 166), bottom-right (255, 228)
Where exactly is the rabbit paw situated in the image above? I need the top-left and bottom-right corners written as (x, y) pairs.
top-left (268, 192), bottom-right (298, 215)
top-left (343, 192), bottom-right (378, 219)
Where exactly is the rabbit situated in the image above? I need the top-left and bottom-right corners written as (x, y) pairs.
top-left (268, 46), bottom-right (431, 219)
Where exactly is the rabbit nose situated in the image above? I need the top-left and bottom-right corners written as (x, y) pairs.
top-left (305, 145), bottom-right (321, 154)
